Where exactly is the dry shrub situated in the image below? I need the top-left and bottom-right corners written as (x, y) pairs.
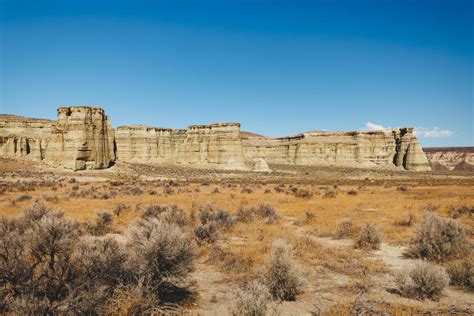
top-left (230, 280), bottom-right (270, 316)
top-left (0, 205), bottom-right (81, 313)
top-left (0, 202), bottom-right (196, 314)
top-left (126, 218), bottom-right (195, 289)
top-left (104, 284), bottom-right (160, 315)
top-left (407, 213), bottom-right (469, 261)
top-left (335, 218), bottom-right (355, 239)
top-left (323, 189), bottom-right (337, 198)
top-left (355, 222), bottom-right (381, 250)
top-left (274, 185), bottom-right (285, 193)
top-left (142, 204), bottom-right (189, 227)
top-left (303, 211), bottom-right (315, 224)
top-left (397, 184), bottom-right (409, 192)
top-left (448, 205), bottom-right (474, 219)
top-left (14, 194), bottom-right (32, 202)
top-left (347, 189), bottom-right (358, 196)
top-left (198, 204), bottom-right (234, 227)
top-left (160, 205), bottom-right (189, 227)
top-left (113, 203), bottom-right (128, 216)
top-left (236, 207), bottom-right (256, 223)
top-left (263, 240), bottom-right (303, 301)
top-left (395, 261), bottom-right (449, 300)
top-left (257, 202), bottom-right (278, 223)
top-left (446, 256), bottom-right (473, 290)
top-left (396, 211), bottom-right (415, 227)
top-left (241, 187), bottom-right (254, 194)
top-left (194, 222), bottom-right (218, 244)
top-left (294, 188), bottom-right (313, 199)
top-left (86, 211), bottom-right (113, 236)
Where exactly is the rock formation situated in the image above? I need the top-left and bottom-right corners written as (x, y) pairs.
top-left (424, 147), bottom-right (474, 171)
top-left (0, 106), bottom-right (432, 171)
top-left (0, 106), bottom-right (115, 170)
top-left (254, 158), bottom-right (271, 172)
top-left (114, 123), bottom-right (246, 170)
top-left (242, 128), bottom-right (431, 171)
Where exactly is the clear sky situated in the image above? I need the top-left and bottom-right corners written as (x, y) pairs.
top-left (1, 0), bottom-right (472, 147)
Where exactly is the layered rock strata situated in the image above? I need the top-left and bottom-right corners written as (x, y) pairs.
top-left (114, 123), bottom-right (246, 170)
top-left (242, 128), bottom-right (431, 171)
top-left (0, 106), bottom-right (115, 170)
top-left (0, 106), bottom-right (432, 171)
top-left (424, 147), bottom-right (474, 171)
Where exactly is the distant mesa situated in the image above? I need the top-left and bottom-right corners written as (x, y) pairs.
top-left (423, 147), bottom-right (474, 172)
top-left (0, 106), bottom-right (431, 172)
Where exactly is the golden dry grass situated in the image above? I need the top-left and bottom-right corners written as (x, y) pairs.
top-left (1, 162), bottom-right (473, 314)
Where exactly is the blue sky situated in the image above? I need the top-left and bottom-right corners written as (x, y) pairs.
top-left (1, 0), bottom-right (472, 147)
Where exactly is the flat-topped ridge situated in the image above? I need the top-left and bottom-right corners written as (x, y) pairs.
top-left (58, 105), bottom-right (106, 113)
top-left (0, 106), bottom-right (431, 171)
top-left (0, 114), bottom-right (55, 123)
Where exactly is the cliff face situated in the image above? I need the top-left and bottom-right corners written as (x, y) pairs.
top-left (114, 123), bottom-right (246, 170)
top-left (0, 106), bottom-right (431, 171)
top-left (52, 107), bottom-right (115, 170)
top-left (423, 147), bottom-right (474, 171)
top-left (242, 128), bottom-right (431, 171)
top-left (0, 116), bottom-right (55, 161)
top-left (0, 107), bottom-right (115, 170)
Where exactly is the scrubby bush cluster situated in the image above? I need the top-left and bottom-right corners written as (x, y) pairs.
top-left (335, 218), bottom-right (355, 239)
top-left (194, 204), bottom-right (234, 243)
top-left (230, 280), bottom-right (270, 316)
top-left (86, 210), bottom-right (113, 236)
top-left (355, 222), bottom-right (381, 250)
top-left (257, 202), bottom-right (279, 223)
top-left (395, 261), bottom-right (449, 300)
top-left (0, 201), bottom-right (196, 314)
top-left (446, 256), bottom-right (473, 290)
top-left (407, 213), bottom-right (469, 261)
top-left (263, 240), bottom-right (303, 301)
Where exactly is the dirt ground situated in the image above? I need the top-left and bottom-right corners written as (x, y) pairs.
top-left (1, 158), bottom-right (473, 315)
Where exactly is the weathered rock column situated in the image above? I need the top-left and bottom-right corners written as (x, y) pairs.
top-left (53, 106), bottom-right (115, 170)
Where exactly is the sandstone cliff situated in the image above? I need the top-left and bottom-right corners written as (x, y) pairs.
top-left (242, 128), bottom-right (431, 171)
top-left (0, 106), bottom-right (432, 171)
top-left (114, 123), bottom-right (247, 170)
top-left (0, 106), bottom-right (115, 170)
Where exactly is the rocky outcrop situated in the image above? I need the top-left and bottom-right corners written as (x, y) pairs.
top-left (114, 123), bottom-right (246, 170)
top-left (424, 147), bottom-right (474, 171)
top-left (0, 106), bottom-right (115, 170)
top-left (242, 128), bottom-right (431, 171)
top-left (254, 158), bottom-right (271, 172)
top-left (0, 106), bottom-right (432, 171)
top-left (52, 107), bottom-right (115, 170)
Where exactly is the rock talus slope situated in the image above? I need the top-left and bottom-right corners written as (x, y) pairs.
top-left (0, 106), bottom-right (431, 171)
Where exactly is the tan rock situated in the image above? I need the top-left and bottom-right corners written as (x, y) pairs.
top-left (0, 106), bottom-right (431, 172)
top-left (254, 158), bottom-right (271, 172)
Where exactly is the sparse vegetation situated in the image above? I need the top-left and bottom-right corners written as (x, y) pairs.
top-left (446, 256), bottom-right (473, 290)
top-left (0, 202), bottom-right (196, 314)
top-left (355, 222), bottom-right (381, 250)
top-left (194, 222), bottom-right (218, 244)
top-left (257, 202), bottom-right (278, 223)
top-left (407, 213), bottom-right (469, 261)
top-left (395, 261), bottom-right (449, 300)
top-left (335, 217), bottom-right (355, 239)
top-left (86, 210), bottom-right (113, 235)
top-left (263, 240), bottom-right (303, 301)
top-left (230, 280), bottom-right (270, 316)
top-left (0, 160), bottom-right (473, 314)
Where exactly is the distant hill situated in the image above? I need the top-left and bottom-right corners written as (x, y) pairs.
top-left (423, 147), bottom-right (474, 172)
